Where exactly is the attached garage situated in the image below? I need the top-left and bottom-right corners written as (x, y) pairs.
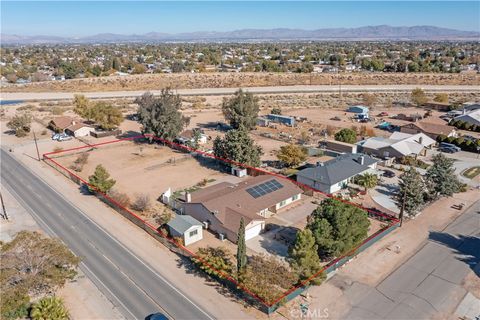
top-left (245, 222), bottom-right (264, 240)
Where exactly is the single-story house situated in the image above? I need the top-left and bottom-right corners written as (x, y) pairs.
top-left (462, 102), bottom-right (480, 113)
top-left (166, 214), bottom-right (203, 246)
top-left (400, 121), bottom-right (457, 140)
top-left (357, 132), bottom-right (435, 159)
top-left (347, 105), bottom-right (369, 115)
top-left (64, 123), bottom-right (95, 137)
top-left (453, 109), bottom-right (480, 127)
top-left (48, 116), bottom-right (75, 132)
top-left (183, 175), bottom-right (303, 242)
top-left (177, 129), bottom-right (208, 145)
top-left (266, 114), bottom-right (296, 126)
top-left (321, 140), bottom-right (357, 154)
top-left (423, 101), bottom-right (451, 111)
top-left (296, 153), bottom-right (378, 194)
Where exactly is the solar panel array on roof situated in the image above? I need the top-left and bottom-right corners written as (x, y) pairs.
top-left (246, 179), bottom-right (284, 199)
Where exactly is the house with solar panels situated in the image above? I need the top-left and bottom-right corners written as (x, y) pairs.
top-left (182, 175), bottom-right (303, 242)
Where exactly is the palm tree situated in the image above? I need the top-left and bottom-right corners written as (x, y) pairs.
top-left (30, 296), bottom-right (69, 320)
top-left (356, 173), bottom-right (378, 192)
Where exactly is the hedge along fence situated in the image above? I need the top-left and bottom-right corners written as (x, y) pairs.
top-left (43, 134), bottom-right (400, 315)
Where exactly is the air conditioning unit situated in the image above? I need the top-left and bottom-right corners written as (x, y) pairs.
top-left (202, 221), bottom-right (210, 229)
top-left (218, 233), bottom-right (226, 241)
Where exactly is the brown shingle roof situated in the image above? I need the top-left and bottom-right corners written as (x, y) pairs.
top-left (189, 175), bottom-right (303, 233)
top-left (407, 121), bottom-right (454, 135)
top-left (49, 116), bottom-right (74, 130)
top-left (66, 123), bottom-right (92, 132)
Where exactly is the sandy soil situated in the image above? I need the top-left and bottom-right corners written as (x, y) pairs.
top-left (3, 72), bottom-right (480, 93)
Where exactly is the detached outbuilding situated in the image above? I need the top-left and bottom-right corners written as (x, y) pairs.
top-left (166, 215), bottom-right (203, 246)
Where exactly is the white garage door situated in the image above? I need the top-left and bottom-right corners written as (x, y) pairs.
top-left (245, 223), bottom-right (262, 240)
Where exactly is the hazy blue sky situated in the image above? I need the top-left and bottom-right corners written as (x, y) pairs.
top-left (1, 1), bottom-right (479, 36)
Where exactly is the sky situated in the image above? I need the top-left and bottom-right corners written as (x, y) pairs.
top-left (1, 1), bottom-right (479, 37)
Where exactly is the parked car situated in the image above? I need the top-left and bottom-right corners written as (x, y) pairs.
top-left (146, 313), bottom-right (168, 320)
top-left (382, 170), bottom-right (396, 178)
top-left (439, 142), bottom-right (461, 152)
top-left (439, 147), bottom-right (458, 153)
top-left (57, 133), bottom-right (72, 141)
top-left (51, 133), bottom-right (61, 140)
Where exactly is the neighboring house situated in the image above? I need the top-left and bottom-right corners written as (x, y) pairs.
top-left (453, 109), bottom-right (480, 127)
top-left (400, 121), bottom-right (457, 140)
top-left (48, 116), bottom-right (75, 132)
top-left (347, 105), bottom-right (369, 116)
top-left (321, 139), bottom-right (358, 154)
top-left (166, 214), bottom-right (203, 246)
top-left (462, 102), bottom-right (480, 113)
top-left (64, 123), bottom-right (94, 137)
top-left (183, 175), bottom-right (303, 242)
top-left (296, 153), bottom-right (378, 194)
top-left (177, 129), bottom-right (208, 145)
top-left (357, 132), bottom-right (435, 159)
top-left (423, 101), bottom-right (451, 111)
top-left (266, 114), bottom-right (296, 127)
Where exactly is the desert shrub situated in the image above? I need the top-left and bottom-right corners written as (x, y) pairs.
top-left (51, 107), bottom-right (64, 115)
top-left (131, 193), bottom-right (151, 212)
top-left (241, 254), bottom-right (298, 304)
top-left (69, 153), bottom-right (89, 172)
top-left (108, 189), bottom-right (131, 208)
top-left (192, 246), bottom-right (234, 279)
top-left (41, 129), bottom-right (48, 135)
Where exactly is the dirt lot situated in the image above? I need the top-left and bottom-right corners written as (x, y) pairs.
top-left (3, 72), bottom-right (480, 93)
top-left (52, 141), bottom-right (241, 207)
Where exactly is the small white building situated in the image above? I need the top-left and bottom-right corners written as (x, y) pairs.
top-left (65, 123), bottom-right (95, 137)
top-left (166, 215), bottom-right (203, 246)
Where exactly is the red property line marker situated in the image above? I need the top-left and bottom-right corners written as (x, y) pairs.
top-left (42, 134), bottom-right (400, 308)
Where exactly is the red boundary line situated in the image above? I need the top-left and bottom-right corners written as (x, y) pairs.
top-left (43, 134), bottom-right (400, 308)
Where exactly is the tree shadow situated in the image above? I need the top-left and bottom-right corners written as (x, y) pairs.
top-left (429, 230), bottom-right (480, 277)
top-left (196, 121), bottom-right (231, 132)
top-left (117, 130), bottom-right (144, 139)
top-left (175, 255), bottom-right (251, 306)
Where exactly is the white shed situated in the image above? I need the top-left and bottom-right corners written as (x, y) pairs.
top-left (167, 215), bottom-right (203, 246)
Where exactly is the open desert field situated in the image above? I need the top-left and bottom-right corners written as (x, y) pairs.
top-left (3, 72), bottom-right (480, 93)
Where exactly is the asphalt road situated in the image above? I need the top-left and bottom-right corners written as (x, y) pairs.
top-left (1, 84), bottom-right (479, 101)
top-left (0, 148), bottom-right (214, 320)
top-left (345, 199), bottom-right (480, 319)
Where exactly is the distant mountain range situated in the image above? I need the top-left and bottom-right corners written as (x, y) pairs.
top-left (2, 25), bottom-right (479, 44)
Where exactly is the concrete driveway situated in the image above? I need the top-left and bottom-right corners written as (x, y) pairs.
top-left (246, 228), bottom-right (290, 258)
top-left (371, 174), bottom-right (401, 214)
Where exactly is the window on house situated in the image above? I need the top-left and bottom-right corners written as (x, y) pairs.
top-left (279, 200), bottom-right (287, 207)
top-left (292, 194), bottom-right (299, 201)
top-left (189, 229), bottom-right (198, 237)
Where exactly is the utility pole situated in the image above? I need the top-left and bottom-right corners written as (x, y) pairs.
top-left (0, 191), bottom-right (8, 220)
top-left (33, 130), bottom-right (41, 161)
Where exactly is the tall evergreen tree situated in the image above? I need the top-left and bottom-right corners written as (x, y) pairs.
top-left (222, 89), bottom-right (259, 130)
top-left (426, 153), bottom-right (461, 198)
top-left (289, 229), bottom-right (324, 285)
top-left (213, 128), bottom-right (263, 167)
top-left (395, 167), bottom-right (425, 217)
top-left (236, 218), bottom-right (247, 275)
top-left (135, 90), bottom-right (189, 140)
top-left (307, 198), bottom-right (370, 258)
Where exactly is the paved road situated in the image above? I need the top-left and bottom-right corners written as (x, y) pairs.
top-left (0, 148), bottom-right (214, 320)
top-left (345, 199), bottom-right (480, 319)
top-left (1, 84), bottom-right (480, 101)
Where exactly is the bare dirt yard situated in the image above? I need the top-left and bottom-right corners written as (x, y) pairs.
top-left (53, 142), bottom-right (237, 199)
top-left (3, 72), bottom-right (480, 93)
